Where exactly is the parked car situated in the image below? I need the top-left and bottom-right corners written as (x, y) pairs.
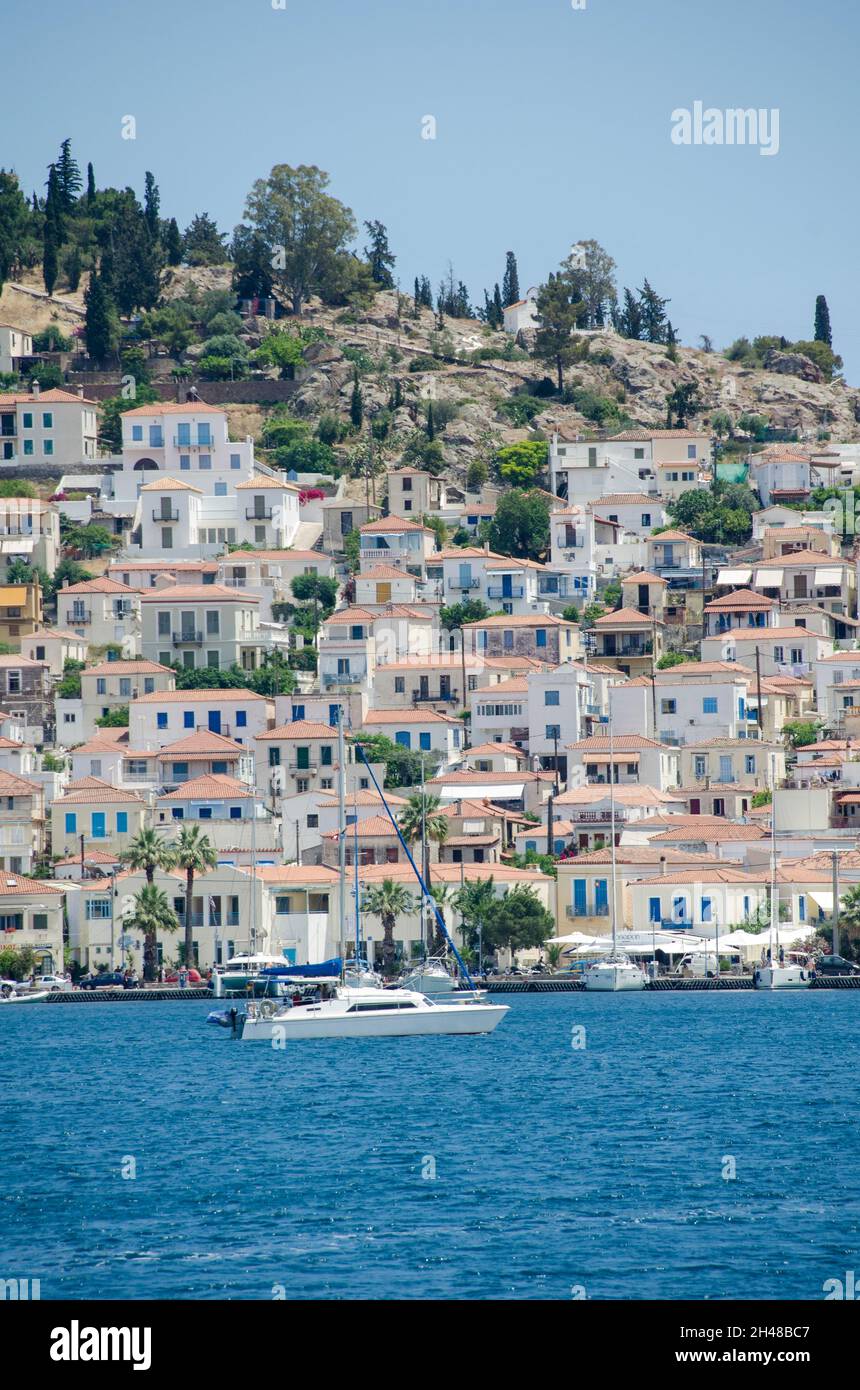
top-left (79, 970), bottom-right (140, 991)
top-left (32, 974), bottom-right (74, 992)
top-left (814, 954), bottom-right (860, 977)
top-left (164, 968), bottom-right (203, 984)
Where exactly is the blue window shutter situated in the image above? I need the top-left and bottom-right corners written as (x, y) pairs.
top-left (419, 732), bottom-right (431, 751)
top-left (595, 879), bottom-right (608, 914)
top-left (649, 896), bottom-right (661, 923)
top-left (573, 879), bottom-right (587, 915)
top-left (395, 731), bottom-right (411, 749)
top-left (183, 711), bottom-right (194, 728)
top-left (65, 812), bottom-right (77, 834)
top-left (116, 811), bottom-right (128, 833)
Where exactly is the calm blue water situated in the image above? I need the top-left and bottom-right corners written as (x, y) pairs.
top-left (2, 992), bottom-right (859, 1300)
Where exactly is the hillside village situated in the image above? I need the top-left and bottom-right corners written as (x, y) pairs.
top-left (2, 150), bottom-right (860, 982)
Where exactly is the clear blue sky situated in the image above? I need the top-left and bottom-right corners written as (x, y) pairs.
top-left (7, 0), bottom-right (859, 377)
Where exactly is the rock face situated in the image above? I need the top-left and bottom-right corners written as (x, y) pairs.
top-left (148, 268), bottom-right (860, 470)
top-left (762, 348), bottom-right (824, 384)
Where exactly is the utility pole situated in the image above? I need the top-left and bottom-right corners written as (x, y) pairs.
top-left (460, 628), bottom-right (469, 749)
top-left (755, 646), bottom-right (764, 734)
top-left (649, 607), bottom-right (658, 737)
top-left (546, 783), bottom-right (555, 859)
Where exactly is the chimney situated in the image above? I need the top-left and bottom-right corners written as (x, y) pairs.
top-left (660, 855), bottom-right (667, 876)
top-left (484, 540), bottom-right (489, 554)
top-left (77, 385), bottom-right (84, 399)
top-left (30, 380), bottom-right (40, 398)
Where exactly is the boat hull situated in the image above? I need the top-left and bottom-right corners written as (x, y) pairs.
top-left (754, 965), bottom-right (811, 990)
top-left (240, 1001), bottom-right (508, 1040)
top-left (583, 963), bottom-right (647, 992)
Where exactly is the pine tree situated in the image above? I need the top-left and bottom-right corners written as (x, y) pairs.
top-left (534, 272), bottom-right (584, 392)
top-left (363, 220), bottom-right (395, 287)
top-left (56, 139), bottom-right (82, 212)
top-left (0, 170), bottom-right (31, 294)
top-left (86, 162), bottom-right (96, 203)
top-left (350, 367), bottom-right (363, 429)
top-left (42, 221), bottom-right (58, 294)
top-left (144, 172), bottom-right (160, 241)
top-left (164, 217), bottom-right (183, 266)
top-left (502, 251), bottom-right (520, 307)
top-left (814, 294), bottom-right (832, 347)
top-left (84, 271), bottom-right (116, 362)
top-left (109, 190), bottom-right (161, 314)
top-left (638, 278), bottom-right (670, 343)
top-left (413, 275), bottom-right (421, 308)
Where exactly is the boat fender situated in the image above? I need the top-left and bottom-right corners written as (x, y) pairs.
top-left (753, 969), bottom-right (761, 987)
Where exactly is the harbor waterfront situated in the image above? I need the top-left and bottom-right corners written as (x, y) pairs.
top-left (4, 992), bottom-right (860, 1301)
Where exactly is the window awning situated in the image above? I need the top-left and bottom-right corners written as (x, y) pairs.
top-left (0, 538), bottom-right (34, 555)
top-left (809, 891), bottom-right (833, 912)
top-left (717, 567), bottom-right (752, 585)
top-left (436, 782), bottom-right (525, 801)
top-left (754, 569), bottom-right (784, 587)
top-left (815, 567), bottom-right (843, 586)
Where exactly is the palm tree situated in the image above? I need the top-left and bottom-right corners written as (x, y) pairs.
top-left (399, 791), bottom-right (449, 947)
top-left (123, 885), bottom-right (180, 973)
top-left (171, 825), bottom-right (218, 967)
top-left (362, 880), bottom-right (415, 977)
top-left (121, 828), bottom-right (176, 980)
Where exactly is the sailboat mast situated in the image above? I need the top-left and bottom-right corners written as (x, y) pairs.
top-left (249, 783), bottom-right (257, 955)
top-left (337, 709), bottom-right (347, 960)
top-left (769, 752), bottom-right (777, 964)
top-left (353, 792), bottom-right (361, 963)
top-left (608, 709), bottom-right (619, 953)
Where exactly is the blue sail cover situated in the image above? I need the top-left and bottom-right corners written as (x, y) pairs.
top-left (260, 958), bottom-right (343, 979)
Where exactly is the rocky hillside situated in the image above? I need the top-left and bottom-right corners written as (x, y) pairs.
top-left (7, 264), bottom-right (860, 484)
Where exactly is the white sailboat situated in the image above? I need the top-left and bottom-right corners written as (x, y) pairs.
top-left (237, 711), bottom-right (509, 1040)
top-left (583, 715), bottom-right (647, 993)
top-left (754, 757), bottom-right (811, 991)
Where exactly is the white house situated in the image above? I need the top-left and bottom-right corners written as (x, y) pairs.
top-left (0, 385), bottom-right (98, 466)
top-left (128, 688), bottom-right (271, 750)
top-left (503, 287), bottom-right (539, 335)
top-left (56, 577), bottom-right (140, 653)
top-left (139, 583), bottom-right (262, 672)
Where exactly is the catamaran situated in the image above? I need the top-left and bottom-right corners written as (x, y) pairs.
top-left (582, 715), bottom-right (647, 993)
top-left (754, 758), bottom-right (811, 991)
top-left (231, 712), bottom-right (509, 1040)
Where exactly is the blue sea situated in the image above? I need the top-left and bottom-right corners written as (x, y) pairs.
top-left (2, 992), bottom-right (858, 1300)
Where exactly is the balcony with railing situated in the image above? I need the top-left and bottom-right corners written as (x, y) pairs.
top-left (246, 507), bottom-right (273, 521)
top-left (322, 672), bottom-right (359, 687)
top-left (172, 630), bottom-right (204, 646)
top-left (172, 435), bottom-right (211, 449)
top-left (412, 688), bottom-right (457, 704)
top-left (596, 639), bottom-right (653, 658)
top-left (288, 761), bottom-right (319, 773)
top-left (447, 576), bottom-right (480, 590)
top-left (152, 509), bottom-right (180, 523)
top-left (68, 610), bottom-right (92, 625)
top-left (487, 584), bottom-right (524, 600)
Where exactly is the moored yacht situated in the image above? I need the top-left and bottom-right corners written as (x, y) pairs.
top-left (582, 716), bottom-right (646, 993)
top-left (240, 983), bottom-right (508, 1040)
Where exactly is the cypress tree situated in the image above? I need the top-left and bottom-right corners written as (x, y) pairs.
top-left (814, 294), bottom-right (832, 347)
top-left (86, 162), bottom-right (96, 203)
top-left (42, 221), bottom-right (58, 294)
top-left (44, 163), bottom-right (64, 244)
top-left (426, 401), bottom-right (435, 440)
top-left (350, 367), bottom-right (363, 430)
top-left (144, 172), bottom-right (160, 241)
top-left (164, 217), bottom-right (183, 266)
top-left (84, 271), bottom-right (115, 362)
top-left (502, 251), bottom-right (520, 307)
top-left (493, 283), bottom-right (504, 327)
